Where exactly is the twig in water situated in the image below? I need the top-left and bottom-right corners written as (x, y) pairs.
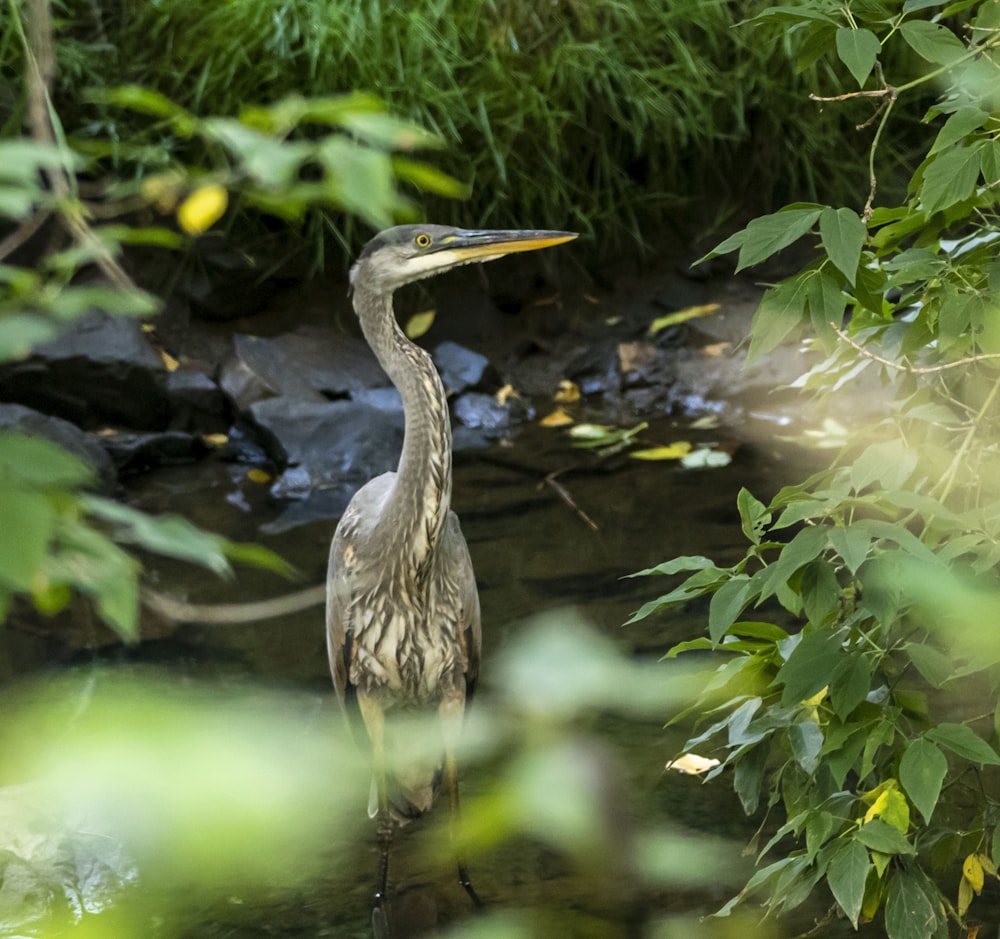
top-left (542, 471), bottom-right (599, 531)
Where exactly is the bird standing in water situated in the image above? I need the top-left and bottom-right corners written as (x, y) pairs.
top-left (326, 225), bottom-right (577, 917)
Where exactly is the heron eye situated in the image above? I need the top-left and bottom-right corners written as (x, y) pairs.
top-left (414, 233), bottom-right (431, 248)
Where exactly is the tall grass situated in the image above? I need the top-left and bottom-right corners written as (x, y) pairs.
top-left (36, 0), bottom-right (886, 251)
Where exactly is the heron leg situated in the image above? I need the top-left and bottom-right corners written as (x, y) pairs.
top-left (358, 692), bottom-right (394, 914)
top-left (440, 695), bottom-right (482, 908)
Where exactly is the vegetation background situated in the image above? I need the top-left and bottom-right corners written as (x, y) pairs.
top-left (2, 0), bottom-right (1000, 937)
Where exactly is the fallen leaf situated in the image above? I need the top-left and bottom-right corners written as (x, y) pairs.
top-left (618, 340), bottom-right (657, 373)
top-left (680, 447), bottom-right (732, 469)
top-left (496, 383), bottom-right (519, 405)
top-left (553, 379), bottom-right (580, 404)
top-left (177, 184), bottom-right (228, 234)
top-left (702, 341), bottom-right (731, 357)
top-left (630, 442), bottom-right (692, 460)
top-left (202, 433), bottom-right (228, 447)
top-left (689, 415), bottom-right (720, 430)
top-left (404, 309), bottom-right (436, 339)
top-left (246, 468), bottom-right (271, 484)
top-left (666, 753), bottom-right (721, 775)
top-left (160, 350), bottom-right (179, 372)
top-left (648, 303), bottom-right (720, 336)
top-left (568, 422), bottom-right (612, 439)
top-left (541, 409), bottom-right (574, 428)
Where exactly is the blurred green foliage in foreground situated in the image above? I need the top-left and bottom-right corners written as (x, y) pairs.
top-left (0, 614), bottom-right (755, 938)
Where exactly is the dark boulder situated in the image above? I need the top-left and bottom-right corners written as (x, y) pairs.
top-left (0, 312), bottom-right (170, 430)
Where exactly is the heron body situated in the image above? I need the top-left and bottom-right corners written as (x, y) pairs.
top-left (325, 224), bottom-right (577, 904)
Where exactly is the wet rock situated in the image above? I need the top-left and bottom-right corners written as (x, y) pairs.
top-left (219, 328), bottom-right (388, 412)
top-left (0, 784), bottom-right (137, 932)
top-left (0, 311), bottom-right (170, 430)
top-left (0, 403), bottom-right (116, 490)
top-left (165, 369), bottom-right (230, 433)
top-left (98, 430), bottom-right (209, 476)
top-left (433, 341), bottom-right (495, 394)
top-left (453, 392), bottom-right (530, 441)
top-left (247, 396), bottom-right (404, 526)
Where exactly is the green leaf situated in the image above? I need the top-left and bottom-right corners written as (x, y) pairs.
top-left (926, 723), bottom-right (1000, 764)
top-left (0, 486), bottom-right (55, 591)
top-left (828, 838), bottom-right (870, 928)
top-left (885, 868), bottom-right (940, 939)
top-left (828, 526), bottom-right (872, 575)
top-left (83, 497), bottom-right (233, 577)
top-left (919, 145), bottom-right (982, 215)
top-left (629, 556), bottom-right (716, 577)
top-left (748, 274), bottom-right (811, 362)
top-left (855, 818), bottom-right (916, 855)
top-left (800, 559), bottom-right (841, 626)
top-left (788, 720), bottom-right (823, 773)
top-left (777, 630), bottom-right (842, 706)
top-left (806, 265), bottom-right (846, 350)
top-left (819, 207), bottom-right (866, 285)
top-left (709, 575), bottom-right (751, 642)
top-left (929, 106), bottom-right (988, 155)
top-left (899, 738), bottom-right (947, 823)
top-left (758, 526), bottom-right (829, 604)
top-left (829, 654), bottom-right (871, 720)
top-left (0, 433), bottom-right (96, 489)
top-left (391, 157), bottom-right (469, 199)
top-left (981, 139), bottom-right (1000, 184)
top-left (904, 642), bottom-right (954, 688)
top-left (733, 743), bottom-right (769, 814)
top-left (836, 27), bottom-right (882, 87)
top-left (899, 20), bottom-right (966, 65)
top-left (736, 206), bottom-right (823, 272)
top-left (737, 487), bottom-right (770, 545)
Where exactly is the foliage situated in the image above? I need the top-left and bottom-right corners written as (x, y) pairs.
top-left (636, 2), bottom-right (1000, 936)
top-left (5, 0), bottom-right (900, 251)
top-left (0, 615), bottom-right (747, 936)
top-left (0, 1), bottom-right (457, 639)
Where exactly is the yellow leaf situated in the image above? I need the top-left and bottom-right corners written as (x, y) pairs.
top-left (648, 302), bottom-right (720, 336)
top-left (541, 408), bottom-right (574, 428)
top-left (802, 686), bottom-right (829, 707)
top-left (201, 433), bottom-right (228, 447)
top-left (246, 468), bottom-right (271, 484)
top-left (964, 853), bottom-right (985, 894)
top-left (177, 184), bottom-right (228, 235)
top-left (160, 350), bottom-right (179, 372)
top-left (958, 873), bottom-right (974, 917)
top-left (404, 309), bottom-right (436, 339)
top-left (665, 753), bottom-right (721, 775)
top-left (495, 383), bottom-right (519, 405)
top-left (864, 789), bottom-right (891, 824)
top-left (702, 341), bottom-right (731, 357)
top-left (553, 379), bottom-right (580, 403)
top-left (978, 852), bottom-right (997, 878)
top-left (618, 340), bottom-right (656, 372)
top-left (630, 442), bottom-right (693, 461)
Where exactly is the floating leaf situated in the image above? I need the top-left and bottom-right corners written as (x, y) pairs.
top-left (246, 469), bottom-right (271, 484)
top-left (648, 303), bottom-right (720, 335)
top-left (496, 383), bottom-right (519, 405)
top-left (553, 379), bottom-right (580, 403)
top-left (404, 309), bottom-right (435, 339)
top-left (630, 442), bottom-right (692, 460)
top-left (680, 448), bottom-right (732, 469)
top-left (177, 185), bottom-right (228, 234)
top-left (541, 409), bottom-right (574, 428)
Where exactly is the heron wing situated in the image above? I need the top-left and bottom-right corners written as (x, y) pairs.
top-left (445, 511), bottom-right (481, 700)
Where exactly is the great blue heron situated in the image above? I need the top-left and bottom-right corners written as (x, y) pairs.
top-left (326, 224), bottom-right (578, 914)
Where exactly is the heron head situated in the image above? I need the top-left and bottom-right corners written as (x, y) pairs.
top-left (350, 224), bottom-right (578, 293)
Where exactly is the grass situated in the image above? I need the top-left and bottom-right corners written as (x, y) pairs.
top-left (18, 0), bottom-right (915, 255)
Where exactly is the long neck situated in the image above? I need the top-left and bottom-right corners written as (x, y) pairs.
top-left (353, 278), bottom-right (452, 566)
